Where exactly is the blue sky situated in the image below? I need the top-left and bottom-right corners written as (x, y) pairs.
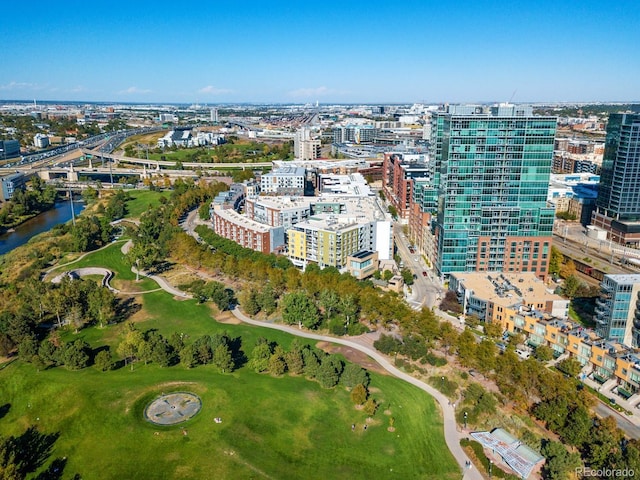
top-left (1, 0), bottom-right (638, 104)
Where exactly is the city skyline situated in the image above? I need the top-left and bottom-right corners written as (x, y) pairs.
top-left (1, 1), bottom-right (639, 104)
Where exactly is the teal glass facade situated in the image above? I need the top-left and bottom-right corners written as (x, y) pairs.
top-left (428, 105), bottom-right (556, 278)
top-left (595, 114), bottom-right (640, 221)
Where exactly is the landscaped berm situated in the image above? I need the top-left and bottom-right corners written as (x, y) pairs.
top-left (144, 392), bottom-right (202, 425)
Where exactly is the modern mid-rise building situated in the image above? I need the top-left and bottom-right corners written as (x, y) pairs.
top-left (591, 114), bottom-right (640, 247)
top-left (212, 207), bottom-right (285, 254)
top-left (245, 196), bottom-right (312, 228)
top-left (425, 104), bottom-right (556, 280)
top-left (294, 127), bottom-right (321, 161)
top-left (595, 274), bottom-right (640, 347)
top-left (333, 125), bottom-right (377, 144)
top-left (260, 166), bottom-right (306, 195)
top-left (0, 172), bottom-right (26, 201)
top-left (382, 153), bottom-right (430, 220)
top-left (287, 214), bottom-right (391, 270)
top-left (33, 133), bottom-right (50, 149)
top-left (0, 139), bottom-right (21, 159)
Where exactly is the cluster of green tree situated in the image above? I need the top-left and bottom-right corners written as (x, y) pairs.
top-left (0, 177), bottom-right (58, 231)
top-left (19, 337), bottom-right (92, 371)
top-left (179, 279), bottom-right (234, 310)
top-left (67, 189), bottom-right (130, 252)
top-left (276, 289), bottom-right (366, 335)
top-left (0, 425), bottom-right (77, 480)
top-left (0, 276), bottom-right (117, 357)
top-left (457, 383), bottom-right (498, 425)
top-left (371, 267), bottom-right (414, 286)
top-left (492, 347), bottom-right (640, 476)
top-left (247, 337), bottom-right (370, 391)
top-left (555, 211), bottom-right (577, 221)
top-left (369, 297), bottom-right (639, 476)
top-left (194, 226), bottom-right (293, 271)
top-left (117, 324), bottom-right (239, 373)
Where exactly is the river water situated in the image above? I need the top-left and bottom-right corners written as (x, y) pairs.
top-left (0, 200), bottom-right (86, 256)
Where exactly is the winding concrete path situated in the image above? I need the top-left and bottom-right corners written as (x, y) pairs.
top-left (231, 306), bottom-right (482, 480)
top-left (56, 238), bottom-right (478, 476)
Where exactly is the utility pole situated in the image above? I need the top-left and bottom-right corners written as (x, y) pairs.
top-left (69, 185), bottom-right (76, 226)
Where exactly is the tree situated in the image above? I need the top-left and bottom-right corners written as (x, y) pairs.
top-left (66, 305), bottom-right (85, 334)
top-left (38, 340), bottom-right (60, 368)
top-left (281, 291), bottom-right (320, 329)
top-left (284, 347), bottom-right (304, 375)
top-left (559, 259), bottom-right (576, 279)
top-left (339, 294), bottom-right (359, 327)
top-left (302, 348), bottom-right (320, 378)
top-left (373, 334), bottom-right (403, 355)
top-left (562, 275), bottom-right (582, 299)
top-left (340, 363), bottom-right (370, 388)
top-left (541, 440), bottom-right (581, 480)
top-left (88, 287), bottom-right (115, 328)
top-left (534, 345), bottom-right (554, 362)
top-left (248, 340), bottom-right (272, 373)
top-left (213, 344), bottom-right (234, 373)
top-left (61, 339), bottom-right (90, 370)
top-left (557, 357), bottom-right (582, 377)
top-left (318, 289), bottom-right (340, 320)
top-left (117, 324), bottom-right (144, 370)
top-left (400, 268), bottom-right (414, 286)
top-left (180, 344), bottom-right (197, 368)
top-left (439, 290), bottom-right (462, 314)
top-left (548, 246), bottom-right (563, 277)
top-left (363, 398), bottom-right (378, 416)
top-left (258, 284), bottom-right (277, 315)
top-left (316, 355), bottom-right (340, 388)
top-left (95, 349), bottom-right (113, 371)
top-left (483, 321), bottom-right (502, 339)
top-left (18, 336), bottom-right (39, 362)
top-left (268, 345), bottom-right (286, 376)
top-left (456, 329), bottom-right (477, 367)
top-left (475, 339), bottom-right (497, 373)
top-left (351, 384), bottom-right (368, 405)
top-left (559, 406), bottom-right (592, 447)
top-left (239, 288), bottom-right (260, 316)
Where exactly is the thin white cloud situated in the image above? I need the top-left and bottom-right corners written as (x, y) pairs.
top-left (288, 86), bottom-right (336, 98)
top-left (198, 85), bottom-right (232, 95)
top-left (0, 81), bottom-right (42, 91)
top-left (119, 86), bottom-right (151, 95)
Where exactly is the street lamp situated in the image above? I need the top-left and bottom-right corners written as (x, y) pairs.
top-left (464, 411), bottom-right (468, 430)
top-left (441, 376), bottom-right (445, 390)
top-left (489, 460), bottom-right (493, 478)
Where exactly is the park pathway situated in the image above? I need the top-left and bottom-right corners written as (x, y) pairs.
top-left (231, 307), bottom-right (483, 480)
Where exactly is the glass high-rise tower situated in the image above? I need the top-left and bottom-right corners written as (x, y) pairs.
top-left (427, 104), bottom-right (557, 280)
top-left (591, 114), bottom-right (640, 247)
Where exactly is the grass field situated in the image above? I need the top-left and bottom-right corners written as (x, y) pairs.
top-left (0, 288), bottom-right (459, 479)
top-left (0, 189), bottom-right (459, 479)
top-left (124, 190), bottom-right (171, 219)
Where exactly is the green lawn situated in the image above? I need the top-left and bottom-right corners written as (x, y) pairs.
top-left (1, 286), bottom-right (459, 479)
top-left (125, 190), bottom-right (171, 219)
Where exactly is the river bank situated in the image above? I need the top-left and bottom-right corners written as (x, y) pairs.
top-left (0, 200), bottom-right (85, 256)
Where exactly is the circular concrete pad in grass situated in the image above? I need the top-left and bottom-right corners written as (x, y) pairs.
top-left (144, 392), bottom-right (202, 426)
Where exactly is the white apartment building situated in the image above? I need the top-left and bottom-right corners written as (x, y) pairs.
top-left (294, 127), bottom-right (321, 161)
top-left (260, 166), bottom-right (306, 195)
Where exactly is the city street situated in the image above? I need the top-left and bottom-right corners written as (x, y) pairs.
top-left (392, 224), bottom-right (444, 310)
